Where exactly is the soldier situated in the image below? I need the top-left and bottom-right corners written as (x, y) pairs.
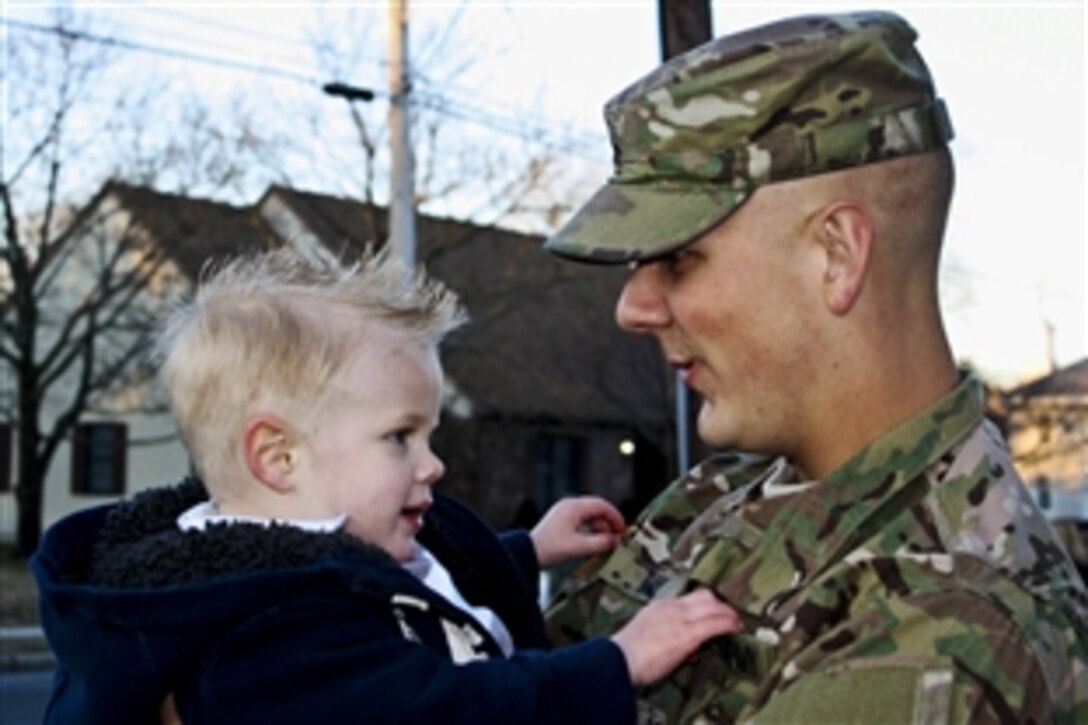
top-left (544, 11), bottom-right (1088, 723)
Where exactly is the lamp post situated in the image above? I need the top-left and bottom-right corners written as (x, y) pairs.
top-left (322, 81), bottom-right (379, 157)
top-left (321, 0), bottom-right (417, 272)
top-left (322, 81), bottom-right (391, 260)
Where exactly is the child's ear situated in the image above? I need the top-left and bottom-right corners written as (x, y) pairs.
top-left (243, 416), bottom-right (299, 493)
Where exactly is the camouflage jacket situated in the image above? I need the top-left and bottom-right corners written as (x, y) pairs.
top-left (547, 378), bottom-right (1088, 723)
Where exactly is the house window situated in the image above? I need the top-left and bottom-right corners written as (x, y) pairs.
top-left (534, 434), bottom-right (583, 506)
top-left (72, 422), bottom-right (127, 495)
top-left (1035, 476), bottom-right (1052, 511)
top-left (0, 423), bottom-right (10, 492)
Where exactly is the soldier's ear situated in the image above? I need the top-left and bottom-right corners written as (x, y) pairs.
top-left (815, 203), bottom-right (873, 315)
top-left (243, 415), bottom-right (300, 493)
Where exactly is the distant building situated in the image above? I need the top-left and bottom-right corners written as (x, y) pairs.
top-left (1002, 358), bottom-right (1088, 521)
top-left (0, 181), bottom-right (281, 538)
top-left (0, 182), bottom-right (675, 540)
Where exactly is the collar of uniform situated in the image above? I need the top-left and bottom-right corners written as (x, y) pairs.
top-left (823, 374), bottom-right (985, 495)
top-left (713, 374), bottom-right (985, 619)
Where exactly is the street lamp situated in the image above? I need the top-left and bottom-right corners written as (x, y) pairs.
top-left (322, 82), bottom-right (376, 103)
top-left (321, 74), bottom-right (415, 270)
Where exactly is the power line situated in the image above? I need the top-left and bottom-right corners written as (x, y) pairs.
top-left (3, 17), bottom-right (323, 87)
top-left (116, 12), bottom-right (315, 74)
top-left (137, 4), bottom-right (393, 70)
top-left (2, 17), bottom-right (607, 162)
top-left (412, 86), bottom-right (605, 159)
top-left (134, 6), bottom-right (308, 50)
top-left (412, 71), bottom-right (606, 155)
top-left (123, 6), bottom-right (392, 84)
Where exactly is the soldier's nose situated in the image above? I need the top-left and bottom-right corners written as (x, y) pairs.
top-left (616, 264), bottom-right (670, 333)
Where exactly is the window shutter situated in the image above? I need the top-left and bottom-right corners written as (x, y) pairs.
top-left (71, 422), bottom-right (127, 495)
top-left (71, 425), bottom-right (88, 494)
top-left (0, 423), bottom-right (10, 492)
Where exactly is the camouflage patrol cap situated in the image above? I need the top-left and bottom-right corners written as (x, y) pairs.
top-left (544, 11), bottom-right (954, 263)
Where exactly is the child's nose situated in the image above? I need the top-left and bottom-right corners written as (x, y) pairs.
top-left (417, 449), bottom-right (445, 486)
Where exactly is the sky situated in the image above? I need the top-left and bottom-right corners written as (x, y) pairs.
top-left (3, 0), bottom-right (1086, 388)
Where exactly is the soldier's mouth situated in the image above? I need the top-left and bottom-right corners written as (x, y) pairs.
top-left (671, 358), bottom-right (698, 386)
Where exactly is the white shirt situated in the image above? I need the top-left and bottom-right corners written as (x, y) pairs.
top-left (402, 544), bottom-right (515, 656)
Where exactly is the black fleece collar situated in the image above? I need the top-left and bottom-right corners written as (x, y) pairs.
top-left (88, 477), bottom-right (397, 589)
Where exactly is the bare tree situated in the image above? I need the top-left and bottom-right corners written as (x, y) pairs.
top-left (302, 5), bottom-right (582, 243)
top-left (0, 11), bottom-right (279, 555)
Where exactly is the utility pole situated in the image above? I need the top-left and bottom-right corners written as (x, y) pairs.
top-left (659, 0), bottom-right (713, 60)
top-left (659, 0), bottom-right (712, 476)
top-left (388, 0), bottom-right (416, 268)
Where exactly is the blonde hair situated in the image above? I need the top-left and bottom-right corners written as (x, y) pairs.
top-left (155, 247), bottom-right (465, 488)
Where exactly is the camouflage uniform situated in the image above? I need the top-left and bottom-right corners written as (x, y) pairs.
top-left (547, 377), bottom-right (1088, 722)
top-left (542, 12), bottom-right (1088, 721)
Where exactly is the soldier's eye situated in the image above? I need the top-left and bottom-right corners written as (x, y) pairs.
top-left (664, 251), bottom-right (697, 277)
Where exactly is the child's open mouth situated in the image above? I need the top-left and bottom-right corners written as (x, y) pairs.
top-left (401, 502), bottom-right (431, 530)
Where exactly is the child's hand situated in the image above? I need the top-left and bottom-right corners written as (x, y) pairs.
top-left (530, 496), bottom-right (625, 568)
top-left (611, 589), bottom-right (742, 686)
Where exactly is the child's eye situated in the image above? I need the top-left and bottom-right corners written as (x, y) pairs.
top-left (385, 429), bottom-right (411, 446)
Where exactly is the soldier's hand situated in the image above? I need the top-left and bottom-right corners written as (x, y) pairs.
top-left (530, 496), bottom-right (625, 568)
top-left (611, 589), bottom-right (742, 686)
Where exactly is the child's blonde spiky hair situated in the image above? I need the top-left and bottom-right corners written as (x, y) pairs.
top-left (154, 246), bottom-right (465, 488)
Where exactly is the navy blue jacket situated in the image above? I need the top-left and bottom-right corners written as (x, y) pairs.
top-left (32, 479), bottom-right (635, 724)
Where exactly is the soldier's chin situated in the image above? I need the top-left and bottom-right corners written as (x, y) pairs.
top-left (696, 401), bottom-right (733, 450)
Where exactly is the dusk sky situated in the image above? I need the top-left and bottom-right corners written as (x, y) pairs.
top-left (5, 1), bottom-right (1085, 387)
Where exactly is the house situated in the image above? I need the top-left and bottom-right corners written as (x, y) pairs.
top-left (0, 182), bottom-right (282, 539)
top-left (1002, 357), bottom-right (1088, 521)
top-left (0, 182), bottom-right (676, 540)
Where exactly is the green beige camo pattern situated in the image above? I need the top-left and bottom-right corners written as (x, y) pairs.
top-left (545, 11), bottom-right (954, 263)
top-left (546, 378), bottom-right (1088, 723)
